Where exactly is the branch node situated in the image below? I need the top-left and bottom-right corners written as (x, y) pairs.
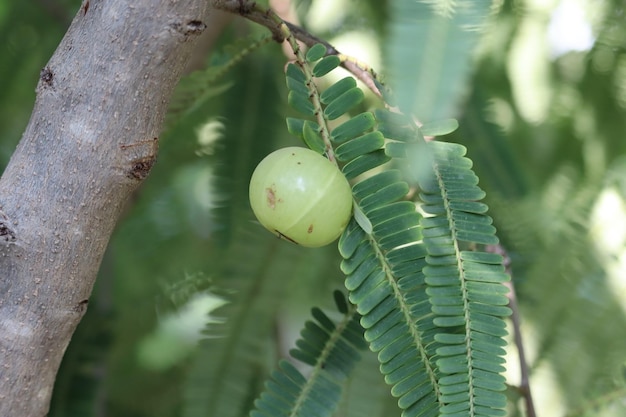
top-left (170, 20), bottom-right (207, 38)
top-left (72, 299), bottom-right (89, 314)
top-left (40, 67), bottom-right (54, 89)
top-left (0, 208), bottom-right (17, 243)
top-left (121, 138), bottom-right (158, 180)
top-left (81, 0), bottom-right (90, 16)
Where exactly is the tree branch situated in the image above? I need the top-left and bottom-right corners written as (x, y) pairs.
top-left (0, 0), bottom-right (211, 415)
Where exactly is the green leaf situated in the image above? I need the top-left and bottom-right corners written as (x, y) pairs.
top-left (333, 290), bottom-right (349, 315)
top-left (341, 243), bottom-right (375, 276)
top-left (420, 119), bottom-right (459, 137)
top-left (286, 117), bottom-right (305, 138)
top-left (286, 75), bottom-right (309, 94)
top-left (335, 131), bottom-right (385, 162)
top-left (359, 182), bottom-right (410, 213)
top-left (384, 142), bottom-right (414, 158)
top-left (306, 43), bottom-right (327, 62)
top-left (353, 170), bottom-right (403, 200)
top-left (460, 251), bottom-right (502, 264)
top-left (312, 55), bottom-right (341, 77)
top-left (288, 90), bottom-right (315, 116)
top-left (353, 203), bottom-right (373, 235)
top-left (344, 255), bottom-right (379, 292)
top-left (324, 88), bottom-right (365, 120)
top-left (377, 112), bottom-right (421, 142)
top-left (302, 121), bottom-right (325, 154)
top-left (286, 117), bottom-right (320, 140)
top-left (378, 228), bottom-right (422, 251)
top-left (331, 112), bottom-right (376, 144)
top-left (368, 201), bottom-right (418, 226)
top-left (321, 76), bottom-right (357, 105)
top-left (374, 211), bottom-right (421, 238)
top-left (339, 218), bottom-right (368, 258)
top-left (286, 62), bottom-right (306, 83)
top-left (341, 150), bottom-right (391, 180)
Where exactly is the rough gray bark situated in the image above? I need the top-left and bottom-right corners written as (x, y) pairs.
top-left (0, 0), bottom-right (211, 415)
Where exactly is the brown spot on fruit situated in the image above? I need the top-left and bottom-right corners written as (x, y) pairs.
top-left (266, 186), bottom-right (276, 209)
top-left (308, 224), bottom-right (314, 234)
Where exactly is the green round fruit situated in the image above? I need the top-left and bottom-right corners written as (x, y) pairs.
top-left (249, 147), bottom-right (353, 247)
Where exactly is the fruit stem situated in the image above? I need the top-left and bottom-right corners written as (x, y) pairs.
top-left (257, 5), bottom-right (338, 164)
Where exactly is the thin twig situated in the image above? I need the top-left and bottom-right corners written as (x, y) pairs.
top-left (489, 244), bottom-right (537, 417)
top-left (211, 0), bottom-right (386, 99)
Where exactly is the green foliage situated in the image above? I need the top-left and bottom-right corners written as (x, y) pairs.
top-left (250, 292), bottom-right (366, 417)
top-left (182, 227), bottom-right (299, 417)
top-left (419, 142), bottom-right (510, 415)
top-left (386, 0), bottom-right (492, 120)
top-left (276, 26), bottom-right (512, 414)
top-left (2, 0), bottom-right (625, 416)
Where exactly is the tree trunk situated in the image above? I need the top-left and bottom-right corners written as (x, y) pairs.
top-left (0, 0), bottom-right (211, 414)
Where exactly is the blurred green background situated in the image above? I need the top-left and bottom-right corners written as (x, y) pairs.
top-left (1, 0), bottom-right (625, 416)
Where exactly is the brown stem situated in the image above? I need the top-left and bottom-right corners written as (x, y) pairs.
top-left (506, 280), bottom-right (537, 417)
top-left (489, 244), bottom-right (537, 417)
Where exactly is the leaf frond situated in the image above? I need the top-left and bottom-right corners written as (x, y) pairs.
top-left (325, 103), bottom-right (444, 417)
top-left (277, 30), bottom-right (511, 415)
top-left (250, 292), bottom-right (367, 417)
top-left (418, 141), bottom-right (511, 417)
